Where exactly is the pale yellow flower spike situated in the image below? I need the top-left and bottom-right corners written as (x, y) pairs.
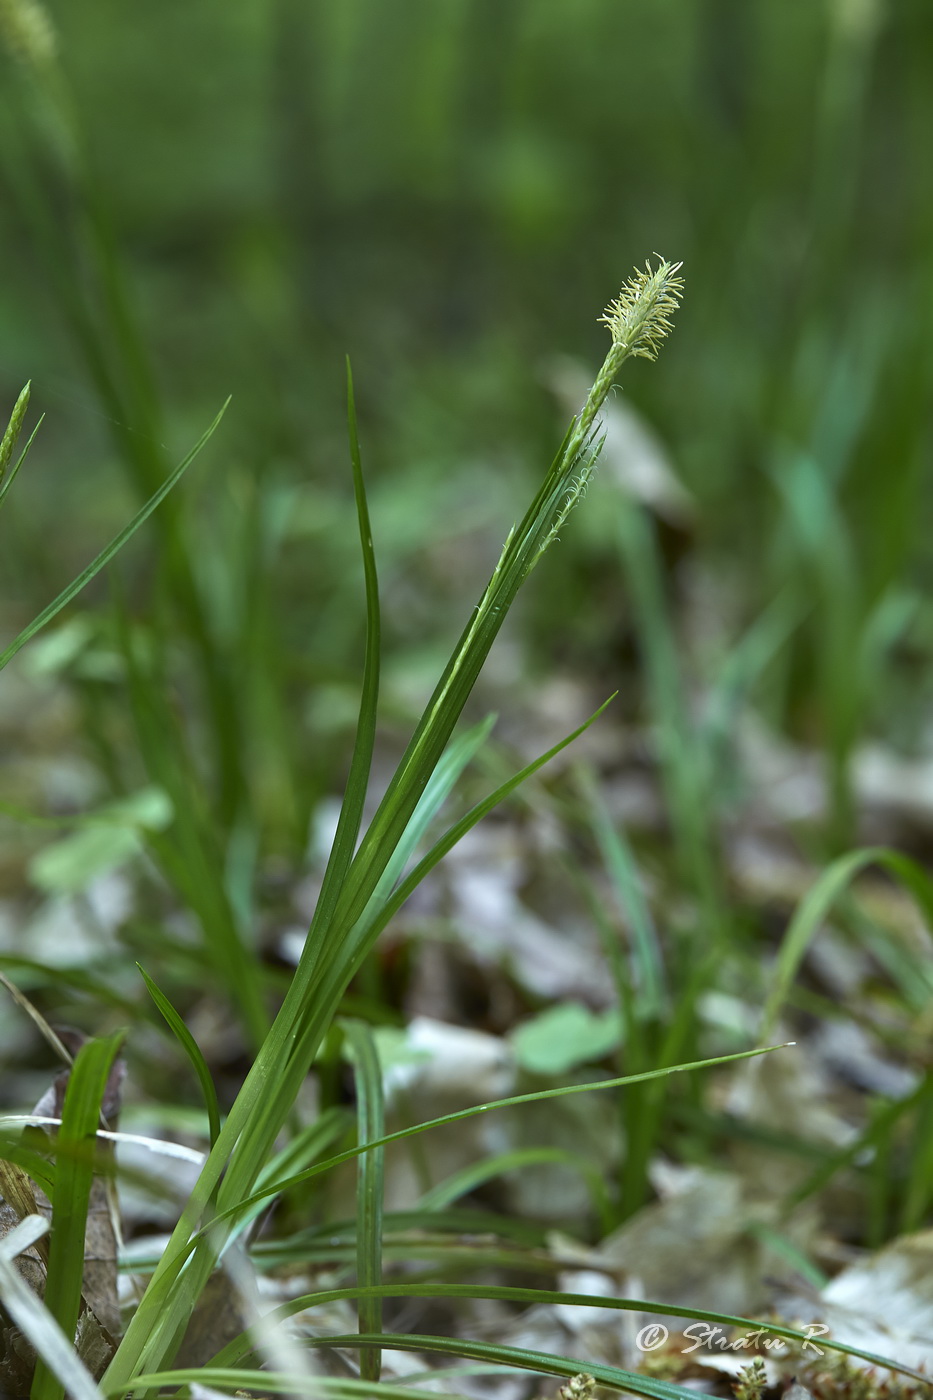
top-left (530, 257), bottom-right (683, 569)
top-left (578, 257), bottom-right (684, 442)
top-left (600, 258), bottom-right (685, 361)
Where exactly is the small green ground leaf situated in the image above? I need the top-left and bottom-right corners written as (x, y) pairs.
top-left (27, 786), bottom-right (173, 893)
top-left (29, 825), bottom-right (141, 894)
top-left (511, 1002), bottom-right (621, 1076)
top-left (19, 615), bottom-right (97, 677)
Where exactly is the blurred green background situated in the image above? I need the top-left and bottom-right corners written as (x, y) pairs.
top-left (1, 0), bottom-right (932, 848)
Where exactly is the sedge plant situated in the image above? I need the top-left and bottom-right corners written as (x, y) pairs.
top-left (95, 265), bottom-right (925, 1400)
top-left (97, 259), bottom-right (688, 1389)
top-left (2, 270), bottom-right (927, 1400)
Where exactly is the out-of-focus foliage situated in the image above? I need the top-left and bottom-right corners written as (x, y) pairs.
top-left (2, 1), bottom-right (930, 669)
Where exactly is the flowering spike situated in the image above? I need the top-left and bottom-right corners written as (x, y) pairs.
top-left (599, 258), bottom-right (685, 362)
top-left (0, 382), bottom-right (31, 482)
top-left (527, 257), bottom-right (683, 571)
top-left (578, 257), bottom-right (683, 442)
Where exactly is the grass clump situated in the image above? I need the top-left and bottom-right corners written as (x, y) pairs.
top-left (97, 259), bottom-right (691, 1392)
top-left (1, 255), bottom-right (929, 1396)
top-left (0, 270), bottom-right (761, 1398)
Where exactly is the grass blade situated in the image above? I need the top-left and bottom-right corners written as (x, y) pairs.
top-left (580, 764), bottom-right (666, 1017)
top-left (0, 400), bottom-right (229, 673)
top-left (342, 714), bottom-right (495, 966)
top-left (762, 845), bottom-right (933, 1038)
top-left (0, 1217), bottom-right (104, 1400)
top-left (416, 1145), bottom-right (609, 1224)
top-left (0, 1137), bottom-right (57, 1199)
top-left (207, 1284), bottom-right (927, 1385)
top-left (238, 1106), bottom-right (354, 1243)
top-left (31, 1030), bottom-right (125, 1400)
top-left (306, 362), bottom-right (382, 965)
top-left (901, 1079), bottom-right (933, 1231)
top-left (321, 1324), bottom-right (927, 1393)
top-left (197, 1042), bottom-right (793, 1237)
top-left (105, 1371), bottom-right (476, 1399)
top-left (139, 965), bottom-right (221, 1148)
top-left (783, 1070), bottom-right (933, 1213)
top-left (344, 697), bottom-right (616, 965)
top-left (343, 1020), bottom-right (385, 1382)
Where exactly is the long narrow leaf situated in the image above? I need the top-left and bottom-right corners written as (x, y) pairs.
top-left (902, 1082), bottom-right (933, 1231)
top-left (196, 1042), bottom-right (792, 1239)
top-left (762, 845), bottom-right (933, 1037)
top-left (139, 966), bottom-right (221, 1147)
top-left (207, 1283), bottom-right (926, 1385)
top-left (31, 1031), bottom-right (125, 1400)
top-left (306, 361), bottom-right (382, 964)
top-left (0, 400), bottom-right (229, 672)
top-left (315, 1325), bottom-right (925, 1393)
top-left (782, 1070), bottom-right (933, 1213)
top-left (416, 1145), bottom-right (609, 1220)
top-left (249, 1207), bottom-right (550, 1262)
top-left (104, 1370), bottom-right (475, 1399)
top-left (0, 1216), bottom-right (104, 1400)
top-left (339, 696), bottom-right (616, 971)
top-left (580, 764), bottom-right (666, 1016)
top-left (235, 1107), bottom-right (354, 1243)
top-left (0, 970), bottom-right (74, 1064)
top-left (343, 1020), bottom-right (385, 1381)
top-left (348, 714), bottom-right (495, 947)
